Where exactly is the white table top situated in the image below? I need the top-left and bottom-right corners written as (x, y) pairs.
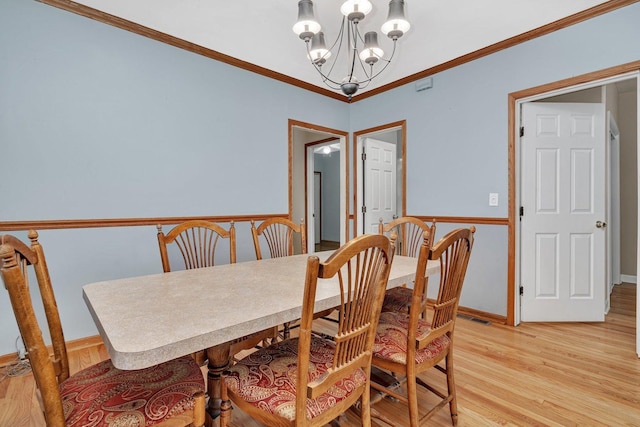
top-left (83, 251), bottom-right (438, 370)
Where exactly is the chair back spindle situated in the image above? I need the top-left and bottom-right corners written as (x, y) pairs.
top-left (379, 217), bottom-right (436, 316)
top-left (251, 217), bottom-right (306, 260)
top-left (157, 220), bottom-right (236, 272)
top-left (379, 216), bottom-right (435, 258)
top-left (300, 234), bottom-right (394, 402)
top-left (427, 227), bottom-right (475, 342)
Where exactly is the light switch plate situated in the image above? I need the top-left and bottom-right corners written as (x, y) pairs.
top-left (489, 193), bottom-right (499, 206)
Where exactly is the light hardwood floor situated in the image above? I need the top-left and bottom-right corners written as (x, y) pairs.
top-left (315, 240), bottom-right (341, 252)
top-left (1, 284), bottom-right (638, 426)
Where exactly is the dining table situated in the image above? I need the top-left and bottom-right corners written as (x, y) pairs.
top-left (83, 250), bottom-right (439, 425)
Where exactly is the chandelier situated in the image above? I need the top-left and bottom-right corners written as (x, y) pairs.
top-left (293, 0), bottom-right (411, 100)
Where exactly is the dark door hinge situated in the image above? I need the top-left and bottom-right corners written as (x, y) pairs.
top-left (520, 126), bottom-right (524, 137)
top-left (361, 152), bottom-right (367, 161)
top-left (520, 286), bottom-right (524, 296)
top-left (519, 206), bottom-right (524, 218)
top-left (361, 206), bottom-right (367, 213)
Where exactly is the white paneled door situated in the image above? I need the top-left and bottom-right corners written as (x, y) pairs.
top-left (363, 138), bottom-right (396, 234)
top-left (521, 102), bottom-right (606, 321)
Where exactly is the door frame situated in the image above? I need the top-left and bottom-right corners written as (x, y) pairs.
top-left (509, 66), bottom-right (639, 329)
top-left (313, 171), bottom-right (322, 245)
top-left (608, 112), bottom-right (621, 297)
top-left (353, 120), bottom-right (407, 238)
top-left (289, 119), bottom-right (349, 248)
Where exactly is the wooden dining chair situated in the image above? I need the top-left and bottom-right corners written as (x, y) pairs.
top-left (157, 219), bottom-right (237, 272)
top-left (370, 226), bottom-right (475, 427)
top-left (0, 231), bottom-right (206, 427)
top-left (378, 216), bottom-right (436, 315)
top-left (219, 233), bottom-right (395, 427)
top-left (251, 217), bottom-right (306, 260)
top-left (157, 220), bottom-right (278, 362)
top-left (251, 217), bottom-right (306, 340)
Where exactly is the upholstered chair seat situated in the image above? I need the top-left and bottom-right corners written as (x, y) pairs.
top-left (60, 356), bottom-right (205, 426)
top-left (225, 336), bottom-right (367, 421)
top-left (373, 311), bottom-right (451, 365)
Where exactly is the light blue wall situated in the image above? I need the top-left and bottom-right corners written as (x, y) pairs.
top-left (0, 0), bottom-right (348, 355)
top-left (1, 0), bottom-right (639, 355)
top-left (1, 0), bottom-right (349, 221)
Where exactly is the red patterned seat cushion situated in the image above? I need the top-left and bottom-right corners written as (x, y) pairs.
top-left (225, 336), bottom-right (367, 421)
top-left (381, 286), bottom-right (413, 313)
top-left (373, 312), bottom-right (450, 365)
top-left (59, 355), bottom-right (204, 426)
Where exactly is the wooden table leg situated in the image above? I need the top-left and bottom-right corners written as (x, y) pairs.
top-left (206, 342), bottom-right (231, 424)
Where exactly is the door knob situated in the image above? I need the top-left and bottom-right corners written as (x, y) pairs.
top-left (596, 221), bottom-right (607, 229)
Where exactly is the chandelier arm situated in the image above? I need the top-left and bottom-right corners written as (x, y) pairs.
top-left (356, 60), bottom-right (373, 82)
top-left (326, 16), bottom-right (347, 52)
top-left (372, 38), bottom-right (397, 63)
top-left (305, 36), bottom-right (345, 87)
top-left (319, 16), bottom-right (348, 81)
top-left (343, 22), bottom-right (354, 82)
top-left (310, 63), bottom-right (344, 88)
top-left (355, 40), bottom-right (397, 86)
top-left (305, 41), bottom-right (342, 87)
top-left (323, 19), bottom-right (348, 83)
top-left (355, 25), bottom-right (367, 45)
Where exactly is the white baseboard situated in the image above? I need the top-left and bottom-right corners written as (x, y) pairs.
top-left (620, 274), bottom-right (637, 284)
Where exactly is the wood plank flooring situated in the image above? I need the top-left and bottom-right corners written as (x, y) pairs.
top-left (0, 284), bottom-right (637, 426)
top-left (315, 240), bottom-right (341, 252)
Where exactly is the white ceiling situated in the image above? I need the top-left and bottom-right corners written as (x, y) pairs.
top-left (70, 0), bottom-right (612, 98)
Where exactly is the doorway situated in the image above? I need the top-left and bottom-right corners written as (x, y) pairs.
top-left (309, 140), bottom-right (341, 251)
top-left (512, 72), bottom-right (638, 333)
top-left (289, 120), bottom-right (349, 251)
